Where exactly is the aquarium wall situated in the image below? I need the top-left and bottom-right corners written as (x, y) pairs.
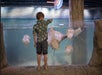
top-left (1, 6), bottom-right (102, 66)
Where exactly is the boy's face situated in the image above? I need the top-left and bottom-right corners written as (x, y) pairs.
top-left (39, 17), bottom-right (44, 20)
top-left (36, 12), bottom-right (44, 20)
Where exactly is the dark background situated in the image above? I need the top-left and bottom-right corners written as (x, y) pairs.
top-left (1, 0), bottom-right (102, 8)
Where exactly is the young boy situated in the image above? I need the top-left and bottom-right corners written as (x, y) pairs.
top-left (33, 12), bottom-right (53, 70)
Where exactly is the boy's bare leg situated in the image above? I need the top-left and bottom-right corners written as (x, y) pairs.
top-left (44, 54), bottom-right (48, 70)
top-left (37, 54), bottom-right (41, 70)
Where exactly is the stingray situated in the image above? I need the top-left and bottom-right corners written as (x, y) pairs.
top-left (66, 27), bottom-right (82, 39)
top-left (22, 34), bottom-right (30, 46)
top-left (65, 45), bottom-right (73, 55)
top-left (48, 27), bottom-right (67, 50)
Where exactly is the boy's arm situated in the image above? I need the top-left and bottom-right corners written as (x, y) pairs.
top-left (46, 19), bottom-right (53, 24)
top-left (33, 26), bottom-right (37, 47)
top-left (34, 35), bottom-right (37, 47)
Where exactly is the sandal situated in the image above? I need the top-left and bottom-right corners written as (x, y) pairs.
top-left (37, 66), bottom-right (41, 71)
top-left (44, 65), bottom-right (48, 70)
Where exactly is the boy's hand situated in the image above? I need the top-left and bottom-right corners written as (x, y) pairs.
top-left (49, 19), bottom-right (53, 22)
top-left (48, 19), bottom-right (53, 22)
top-left (34, 40), bottom-right (37, 47)
top-left (34, 43), bottom-right (36, 47)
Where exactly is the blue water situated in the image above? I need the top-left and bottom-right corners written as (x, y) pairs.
top-left (1, 18), bottom-right (94, 66)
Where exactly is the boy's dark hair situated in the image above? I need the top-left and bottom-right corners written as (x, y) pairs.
top-left (36, 12), bottom-right (44, 20)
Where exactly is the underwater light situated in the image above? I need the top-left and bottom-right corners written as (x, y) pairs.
top-left (47, 0), bottom-right (63, 9)
top-left (59, 24), bottom-right (64, 26)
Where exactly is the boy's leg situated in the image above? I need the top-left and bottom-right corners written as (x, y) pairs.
top-left (42, 39), bottom-right (48, 69)
top-left (44, 54), bottom-right (48, 69)
top-left (36, 42), bottom-right (42, 70)
top-left (37, 54), bottom-right (41, 70)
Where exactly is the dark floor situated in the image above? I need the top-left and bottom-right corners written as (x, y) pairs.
top-left (1, 65), bottom-right (102, 75)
